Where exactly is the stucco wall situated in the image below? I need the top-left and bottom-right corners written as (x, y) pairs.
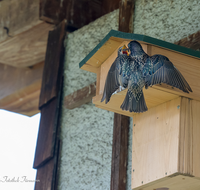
top-left (59, 10), bottom-right (119, 190)
top-left (134, 0), bottom-right (200, 43)
top-left (59, 0), bottom-right (200, 190)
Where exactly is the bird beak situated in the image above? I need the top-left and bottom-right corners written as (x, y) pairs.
top-left (122, 45), bottom-right (129, 56)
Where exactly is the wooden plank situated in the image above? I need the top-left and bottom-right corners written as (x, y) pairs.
top-left (132, 98), bottom-right (181, 189)
top-left (39, 20), bottom-right (66, 108)
top-left (40, 0), bottom-right (103, 28)
top-left (34, 158), bottom-right (54, 190)
top-left (179, 98), bottom-right (200, 179)
top-left (0, 22), bottom-right (53, 67)
top-left (179, 98), bottom-right (193, 175)
top-left (33, 97), bottom-right (59, 168)
top-left (119, 0), bottom-right (135, 33)
top-left (102, 0), bottom-right (121, 15)
top-left (0, 0), bottom-right (41, 43)
top-left (131, 97), bottom-right (200, 190)
top-left (64, 82), bottom-right (96, 109)
top-left (111, 113), bottom-right (130, 190)
top-left (94, 87), bottom-right (179, 117)
top-left (0, 80), bottom-right (41, 116)
top-left (0, 62), bottom-right (44, 100)
top-left (191, 99), bottom-right (200, 178)
top-left (132, 175), bottom-right (200, 190)
top-left (175, 30), bottom-right (200, 51)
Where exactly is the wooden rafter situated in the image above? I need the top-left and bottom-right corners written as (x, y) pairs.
top-left (64, 82), bottom-right (96, 109)
top-left (40, 0), bottom-right (121, 30)
top-left (0, 0), bottom-right (41, 43)
top-left (0, 22), bottom-right (53, 67)
top-left (0, 62), bottom-right (44, 116)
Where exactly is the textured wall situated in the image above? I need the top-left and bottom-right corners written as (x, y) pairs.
top-left (59, 10), bottom-right (119, 190)
top-left (59, 104), bottom-right (114, 190)
top-left (134, 0), bottom-right (200, 43)
top-left (63, 10), bottom-right (119, 97)
top-left (59, 1), bottom-right (200, 189)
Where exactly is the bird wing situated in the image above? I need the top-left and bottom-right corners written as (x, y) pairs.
top-left (144, 55), bottom-right (192, 93)
top-left (101, 57), bottom-right (120, 103)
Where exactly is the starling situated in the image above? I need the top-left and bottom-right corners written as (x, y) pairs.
top-left (101, 41), bottom-right (192, 113)
top-left (101, 45), bottom-right (130, 104)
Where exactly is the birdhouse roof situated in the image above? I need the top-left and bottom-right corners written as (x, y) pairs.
top-left (79, 30), bottom-right (200, 73)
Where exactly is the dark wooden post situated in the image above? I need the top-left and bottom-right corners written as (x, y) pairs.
top-left (110, 1), bottom-right (135, 190)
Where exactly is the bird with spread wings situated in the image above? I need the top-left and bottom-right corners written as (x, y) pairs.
top-left (101, 40), bottom-right (192, 113)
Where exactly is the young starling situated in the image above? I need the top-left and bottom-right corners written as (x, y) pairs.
top-left (102, 41), bottom-right (192, 113)
top-left (101, 45), bottom-right (130, 104)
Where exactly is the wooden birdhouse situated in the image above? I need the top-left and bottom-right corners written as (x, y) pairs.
top-left (79, 30), bottom-right (200, 190)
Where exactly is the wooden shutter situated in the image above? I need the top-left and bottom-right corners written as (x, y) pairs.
top-left (33, 20), bottom-right (66, 190)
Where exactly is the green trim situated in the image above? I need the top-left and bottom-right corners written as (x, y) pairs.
top-left (79, 30), bottom-right (200, 68)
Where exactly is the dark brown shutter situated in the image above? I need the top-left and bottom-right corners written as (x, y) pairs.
top-left (33, 20), bottom-right (66, 190)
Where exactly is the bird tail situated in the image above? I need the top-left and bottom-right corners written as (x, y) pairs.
top-left (120, 90), bottom-right (148, 113)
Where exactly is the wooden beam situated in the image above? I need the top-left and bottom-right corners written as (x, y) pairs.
top-left (119, 0), bottom-right (135, 33)
top-left (40, 0), bottom-right (120, 30)
top-left (0, 0), bottom-right (42, 43)
top-left (111, 113), bottom-right (130, 190)
top-left (64, 82), bottom-right (96, 109)
top-left (110, 1), bottom-right (134, 190)
top-left (0, 22), bottom-right (53, 67)
top-left (0, 62), bottom-right (44, 100)
top-left (40, 0), bottom-right (102, 28)
top-left (0, 62), bottom-right (44, 116)
top-left (175, 30), bottom-right (200, 51)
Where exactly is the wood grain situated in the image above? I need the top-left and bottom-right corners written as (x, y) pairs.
top-left (0, 22), bottom-right (53, 67)
top-left (94, 87), bottom-right (179, 117)
top-left (131, 97), bottom-right (200, 190)
top-left (0, 61), bottom-right (43, 116)
top-left (0, 62), bottom-right (44, 100)
top-left (40, 0), bottom-right (102, 28)
top-left (119, 0), bottom-right (135, 33)
top-left (33, 97), bottom-right (59, 168)
top-left (40, 0), bottom-right (120, 29)
top-left (39, 20), bottom-right (66, 108)
top-left (64, 82), bottom-right (96, 109)
top-left (0, 80), bottom-right (41, 116)
top-left (132, 98), bottom-right (181, 189)
top-left (111, 113), bottom-right (130, 190)
top-left (34, 158), bottom-right (54, 190)
top-left (175, 30), bottom-right (200, 51)
top-left (132, 175), bottom-right (200, 190)
top-left (0, 0), bottom-right (41, 43)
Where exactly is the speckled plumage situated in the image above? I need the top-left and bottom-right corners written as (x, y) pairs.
top-left (102, 40), bottom-right (192, 113)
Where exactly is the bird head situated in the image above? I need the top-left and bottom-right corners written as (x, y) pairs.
top-left (128, 41), bottom-right (145, 56)
top-left (118, 45), bottom-right (129, 56)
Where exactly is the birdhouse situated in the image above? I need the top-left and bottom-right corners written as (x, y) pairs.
top-left (79, 30), bottom-right (200, 190)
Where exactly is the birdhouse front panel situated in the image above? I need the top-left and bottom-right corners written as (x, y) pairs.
top-left (131, 97), bottom-right (200, 190)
